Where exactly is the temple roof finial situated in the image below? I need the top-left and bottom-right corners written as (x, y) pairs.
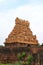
top-left (15, 17), bottom-right (30, 27)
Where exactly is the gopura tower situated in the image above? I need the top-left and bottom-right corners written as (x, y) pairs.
top-left (4, 17), bottom-right (39, 48)
top-left (0, 17), bottom-right (43, 65)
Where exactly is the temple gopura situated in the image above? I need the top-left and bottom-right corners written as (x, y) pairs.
top-left (0, 17), bottom-right (43, 65)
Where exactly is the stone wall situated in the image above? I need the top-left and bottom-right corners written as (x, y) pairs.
top-left (0, 46), bottom-right (43, 65)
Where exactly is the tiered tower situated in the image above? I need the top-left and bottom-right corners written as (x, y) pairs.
top-left (4, 17), bottom-right (39, 48)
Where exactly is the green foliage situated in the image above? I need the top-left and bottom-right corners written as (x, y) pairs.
top-left (22, 61), bottom-right (28, 65)
top-left (14, 61), bottom-right (21, 65)
top-left (17, 53), bottom-right (22, 60)
top-left (27, 55), bottom-right (33, 65)
top-left (17, 52), bottom-right (26, 60)
top-left (0, 63), bottom-right (21, 65)
top-left (21, 52), bottom-right (26, 57)
top-left (27, 55), bottom-right (33, 61)
top-left (0, 63), bottom-right (14, 65)
top-left (17, 53), bottom-right (33, 65)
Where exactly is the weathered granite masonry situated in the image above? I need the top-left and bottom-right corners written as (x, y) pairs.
top-left (0, 17), bottom-right (43, 65)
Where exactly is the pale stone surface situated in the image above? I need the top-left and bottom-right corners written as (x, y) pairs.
top-left (5, 17), bottom-right (39, 44)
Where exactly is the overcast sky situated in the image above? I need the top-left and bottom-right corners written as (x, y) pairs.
top-left (0, 0), bottom-right (43, 45)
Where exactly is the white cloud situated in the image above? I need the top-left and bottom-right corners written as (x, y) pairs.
top-left (0, 4), bottom-right (43, 45)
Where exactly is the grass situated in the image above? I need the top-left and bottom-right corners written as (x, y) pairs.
top-left (0, 62), bottom-right (21, 65)
top-left (0, 63), bottom-right (15, 65)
